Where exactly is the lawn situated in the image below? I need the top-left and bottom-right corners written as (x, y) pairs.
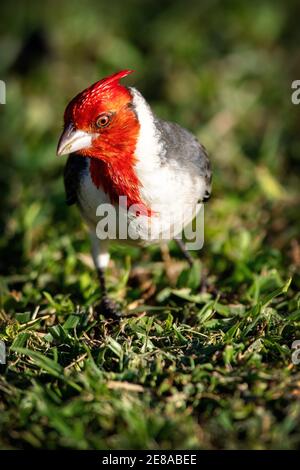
top-left (0, 0), bottom-right (300, 449)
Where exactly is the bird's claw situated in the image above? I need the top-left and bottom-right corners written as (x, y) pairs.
top-left (99, 297), bottom-right (122, 319)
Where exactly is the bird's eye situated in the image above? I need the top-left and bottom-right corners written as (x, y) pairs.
top-left (96, 113), bottom-right (111, 128)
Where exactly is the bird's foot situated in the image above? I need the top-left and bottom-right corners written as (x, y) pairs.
top-left (98, 296), bottom-right (122, 319)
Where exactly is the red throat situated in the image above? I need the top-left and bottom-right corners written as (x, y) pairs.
top-left (87, 104), bottom-right (152, 216)
top-left (88, 100), bottom-right (150, 214)
top-left (90, 158), bottom-right (150, 214)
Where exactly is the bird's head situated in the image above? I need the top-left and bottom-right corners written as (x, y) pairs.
top-left (57, 70), bottom-right (139, 161)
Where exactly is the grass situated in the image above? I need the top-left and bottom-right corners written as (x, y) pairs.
top-left (0, 0), bottom-right (300, 450)
top-left (1, 244), bottom-right (300, 449)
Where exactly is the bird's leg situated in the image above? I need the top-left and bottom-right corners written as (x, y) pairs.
top-left (160, 242), bottom-right (177, 285)
top-left (90, 233), bottom-right (121, 318)
top-left (175, 239), bottom-right (194, 268)
top-left (96, 267), bottom-right (121, 318)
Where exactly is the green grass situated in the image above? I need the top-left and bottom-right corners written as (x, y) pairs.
top-left (1, 0), bottom-right (300, 450)
top-left (1, 240), bottom-right (300, 449)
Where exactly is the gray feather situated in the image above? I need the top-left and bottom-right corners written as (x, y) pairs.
top-left (155, 118), bottom-right (212, 201)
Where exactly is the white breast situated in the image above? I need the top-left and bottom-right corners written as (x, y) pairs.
top-left (130, 88), bottom-right (206, 241)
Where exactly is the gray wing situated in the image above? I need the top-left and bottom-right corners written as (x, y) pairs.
top-left (63, 153), bottom-right (87, 206)
top-left (156, 119), bottom-right (212, 202)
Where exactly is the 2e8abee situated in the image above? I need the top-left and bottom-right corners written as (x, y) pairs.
top-left (146, 454), bottom-right (197, 465)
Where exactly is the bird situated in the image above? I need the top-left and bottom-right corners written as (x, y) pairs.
top-left (57, 70), bottom-right (212, 317)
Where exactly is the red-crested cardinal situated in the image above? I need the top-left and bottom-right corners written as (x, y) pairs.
top-left (57, 70), bottom-right (211, 317)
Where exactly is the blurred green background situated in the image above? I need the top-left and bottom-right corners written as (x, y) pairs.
top-left (0, 0), bottom-right (299, 277)
top-left (0, 0), bottom-right (300, 450)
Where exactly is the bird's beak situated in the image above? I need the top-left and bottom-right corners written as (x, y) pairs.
top-left (57, 123), bottom-right (94, 156)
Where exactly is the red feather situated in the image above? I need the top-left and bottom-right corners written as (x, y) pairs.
top-left (65, 70), bottom-right (152, 216)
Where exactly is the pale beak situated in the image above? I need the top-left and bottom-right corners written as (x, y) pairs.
top-left (57, 123), bottom-right (94, 156)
